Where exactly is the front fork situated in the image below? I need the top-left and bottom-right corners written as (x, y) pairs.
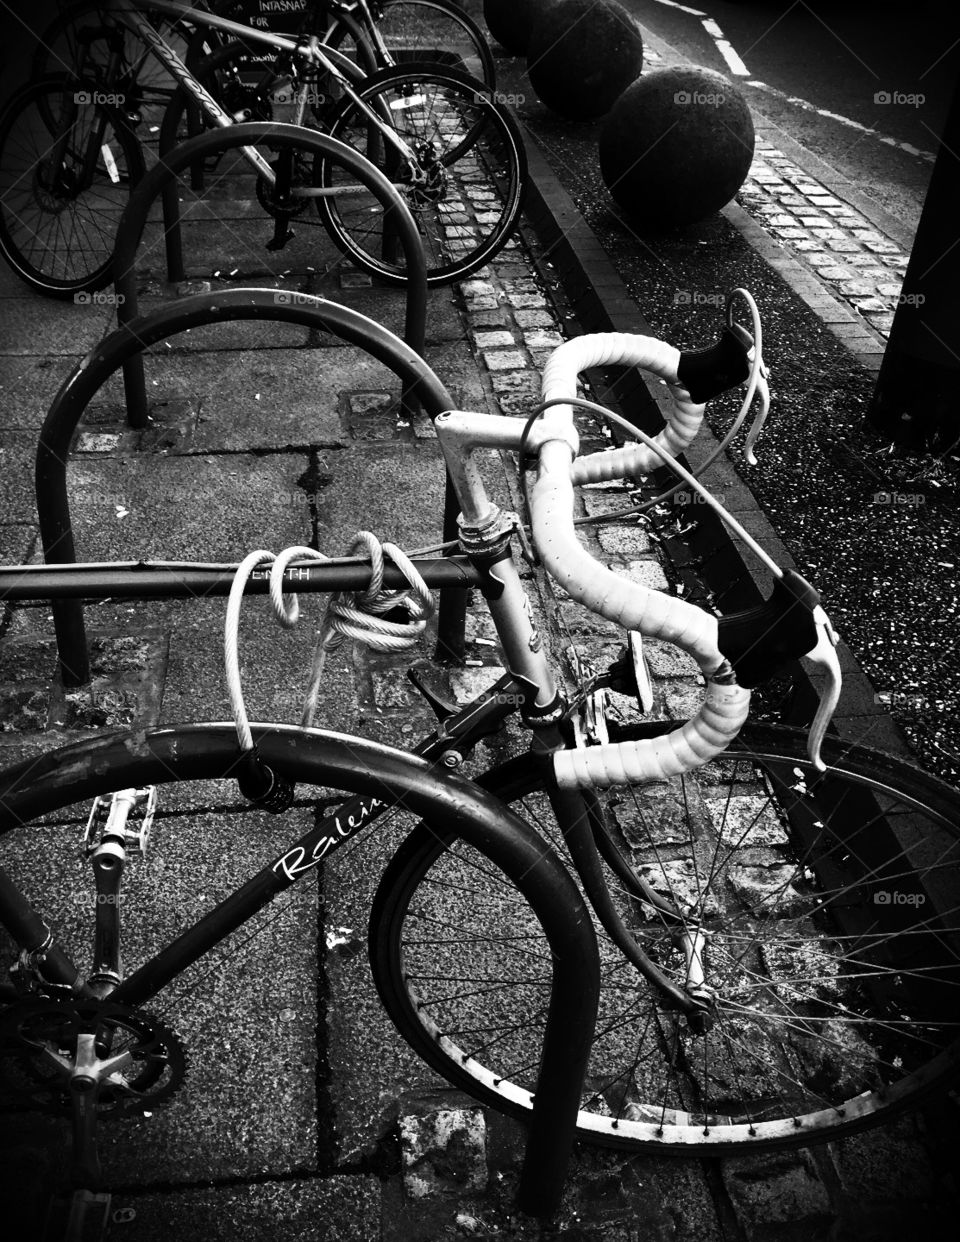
top-left (456, 519), bottom-right (717, 1031)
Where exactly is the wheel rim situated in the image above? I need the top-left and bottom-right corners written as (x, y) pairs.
top-left (321, 67), bottom-right (522, 285)
top-left (0, 82), bottom-right (139, 291)
top-left (375, 0), bottom-right (495, 87)
top-left (377, 730), bottom-right (960, 1150)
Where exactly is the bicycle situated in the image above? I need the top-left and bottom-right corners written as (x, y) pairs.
top-left (1, 289), bottom-right (959, 1233)
top-left (0, 0), bottom-right (524, 296)
top-left (32, 0), bottom-right (496, 95)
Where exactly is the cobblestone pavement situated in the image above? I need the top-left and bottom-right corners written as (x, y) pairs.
top-left (739, 140), bottom-right (909, 343)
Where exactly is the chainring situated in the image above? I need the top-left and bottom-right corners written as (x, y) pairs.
top-left (0, 997), bottom-right (185, 1117)
top-left (255, 154), bottom-right (315, 219)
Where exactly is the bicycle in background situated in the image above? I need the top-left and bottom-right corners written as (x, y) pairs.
top-left (0, 0), bottom-right (521, 295)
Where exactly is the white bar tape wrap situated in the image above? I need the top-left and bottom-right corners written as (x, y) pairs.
top-left (534, 332), bottom-right (750, 790)
top-left (554, 678), bottom-right (750, 789)
top-left (532, 442), bottom-right (725, 672)
top-left (540, 333), bottom-right (704, 478)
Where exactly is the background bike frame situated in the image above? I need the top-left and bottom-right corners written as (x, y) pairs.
top-left (108, 0), bottom-right (418, 188)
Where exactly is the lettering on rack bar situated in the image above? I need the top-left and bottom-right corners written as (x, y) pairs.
top-left (273, 795), bottom-right (389, 879)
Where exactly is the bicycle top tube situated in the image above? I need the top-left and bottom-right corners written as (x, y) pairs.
top-left (0, 557), bottom-right (481, 602)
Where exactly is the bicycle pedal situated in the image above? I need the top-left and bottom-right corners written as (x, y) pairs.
top-left (265, 229), bottom-right (295, 251)
top-left (82, 787), bottom-right (157, 859)
top-left (44, 1189), bottom-right (112, 1242)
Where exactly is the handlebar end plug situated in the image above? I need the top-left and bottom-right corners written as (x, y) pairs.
top-left (237, 750), bottom-right (295, 815)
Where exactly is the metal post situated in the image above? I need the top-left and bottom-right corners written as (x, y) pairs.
top-left (111, 123), bottom-right (428, 422)
top-left (866, 75), bottom-right (960, 450)
top-left (36, 290), bottom-right (457, 687)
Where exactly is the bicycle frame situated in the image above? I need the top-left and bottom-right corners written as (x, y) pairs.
top-left (19, 692), bottom-right (520, 1007)
top-left (105, 0), bottom-right (419, 185)
top-left (0, 521), bottom-right (702, 1027)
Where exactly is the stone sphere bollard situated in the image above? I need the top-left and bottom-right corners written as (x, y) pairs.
top-left (599, 68), bottom-right (755, 229)
top-left (526, 0), bottom-right (643, 121)
top-left (483, 0), bottom-right (548, 57)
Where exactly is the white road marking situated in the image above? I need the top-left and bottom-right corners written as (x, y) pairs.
top-left (645, 3), bottom-right (934, 162)
top-left (648, 0), bottom-right (707, 15)
top-left (701, 17), bottom-right (751, 76)
top-left (746, 79), bottom-right (937, 162)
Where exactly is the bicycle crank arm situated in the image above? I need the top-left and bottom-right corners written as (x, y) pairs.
top-left (70, 1036), bottom-right (108, 1190)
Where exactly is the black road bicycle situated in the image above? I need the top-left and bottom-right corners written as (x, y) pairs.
top-left (1, 290), bottom-right (958, 1234)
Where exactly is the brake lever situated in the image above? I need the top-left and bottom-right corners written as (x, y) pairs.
top-left (804, 605), bottom-right (842, 771)
top-left (725, 319), bottom-right (770, 467)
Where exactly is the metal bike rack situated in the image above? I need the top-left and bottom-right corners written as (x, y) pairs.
top-left (110, 123), bottom-right (427, 428)
top-left (0, 722), bottom-right (601, 1222)
top-left (35, 291), bottom-right (466, 687)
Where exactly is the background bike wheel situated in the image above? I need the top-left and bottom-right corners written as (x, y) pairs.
top-left (319, 62), bottom-right (525, 286)
top-left (0, 76), bottom-right (145, 297)
top-left (30, 1), bottom-right (197, 140)
top-left (370, 723), bottom-right (960, 1152)
top-left (333, 0), bottom-right (497, 88)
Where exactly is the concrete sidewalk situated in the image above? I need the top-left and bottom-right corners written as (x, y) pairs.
top-left (0, 9), bottom-right (958, 1242)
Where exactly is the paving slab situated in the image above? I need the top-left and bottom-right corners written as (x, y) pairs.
top-left (106, 1176), bottom-right (382, 1242)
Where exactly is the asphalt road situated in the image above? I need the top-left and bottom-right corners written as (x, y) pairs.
top-left (625, 0), bottom-right (960, 230)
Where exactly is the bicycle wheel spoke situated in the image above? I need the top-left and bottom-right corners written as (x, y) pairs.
top-left (374, 724), bottom-right (960, 1151)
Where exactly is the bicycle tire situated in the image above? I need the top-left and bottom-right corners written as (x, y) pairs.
top-left (319, 60), bottom-right (525, 286)
top-left (0, 76), bottom-right (145, 298)
top-left (370, 722), bottom-right (960, 1153)
top-left (324, 0), bottom-right (496, 89)
top-left (0, 723), bottom-right (594, 1154)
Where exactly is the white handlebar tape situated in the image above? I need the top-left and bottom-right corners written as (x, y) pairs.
top-left (531, 433), bottom-right (751, 790)
top-left (532, 441), bottom-right (726, 672)
top-left (541, 333), bottom-right (704, 479)
top-left (554, 678), bottom-right (750, 788)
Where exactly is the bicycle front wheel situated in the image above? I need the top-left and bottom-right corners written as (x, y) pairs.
top-left (371, 723), bottom-right (960, 1153)
top-left (319, 61), bottom-right (525, 286)
top-left (0, 76), bottom-right (145, 297)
